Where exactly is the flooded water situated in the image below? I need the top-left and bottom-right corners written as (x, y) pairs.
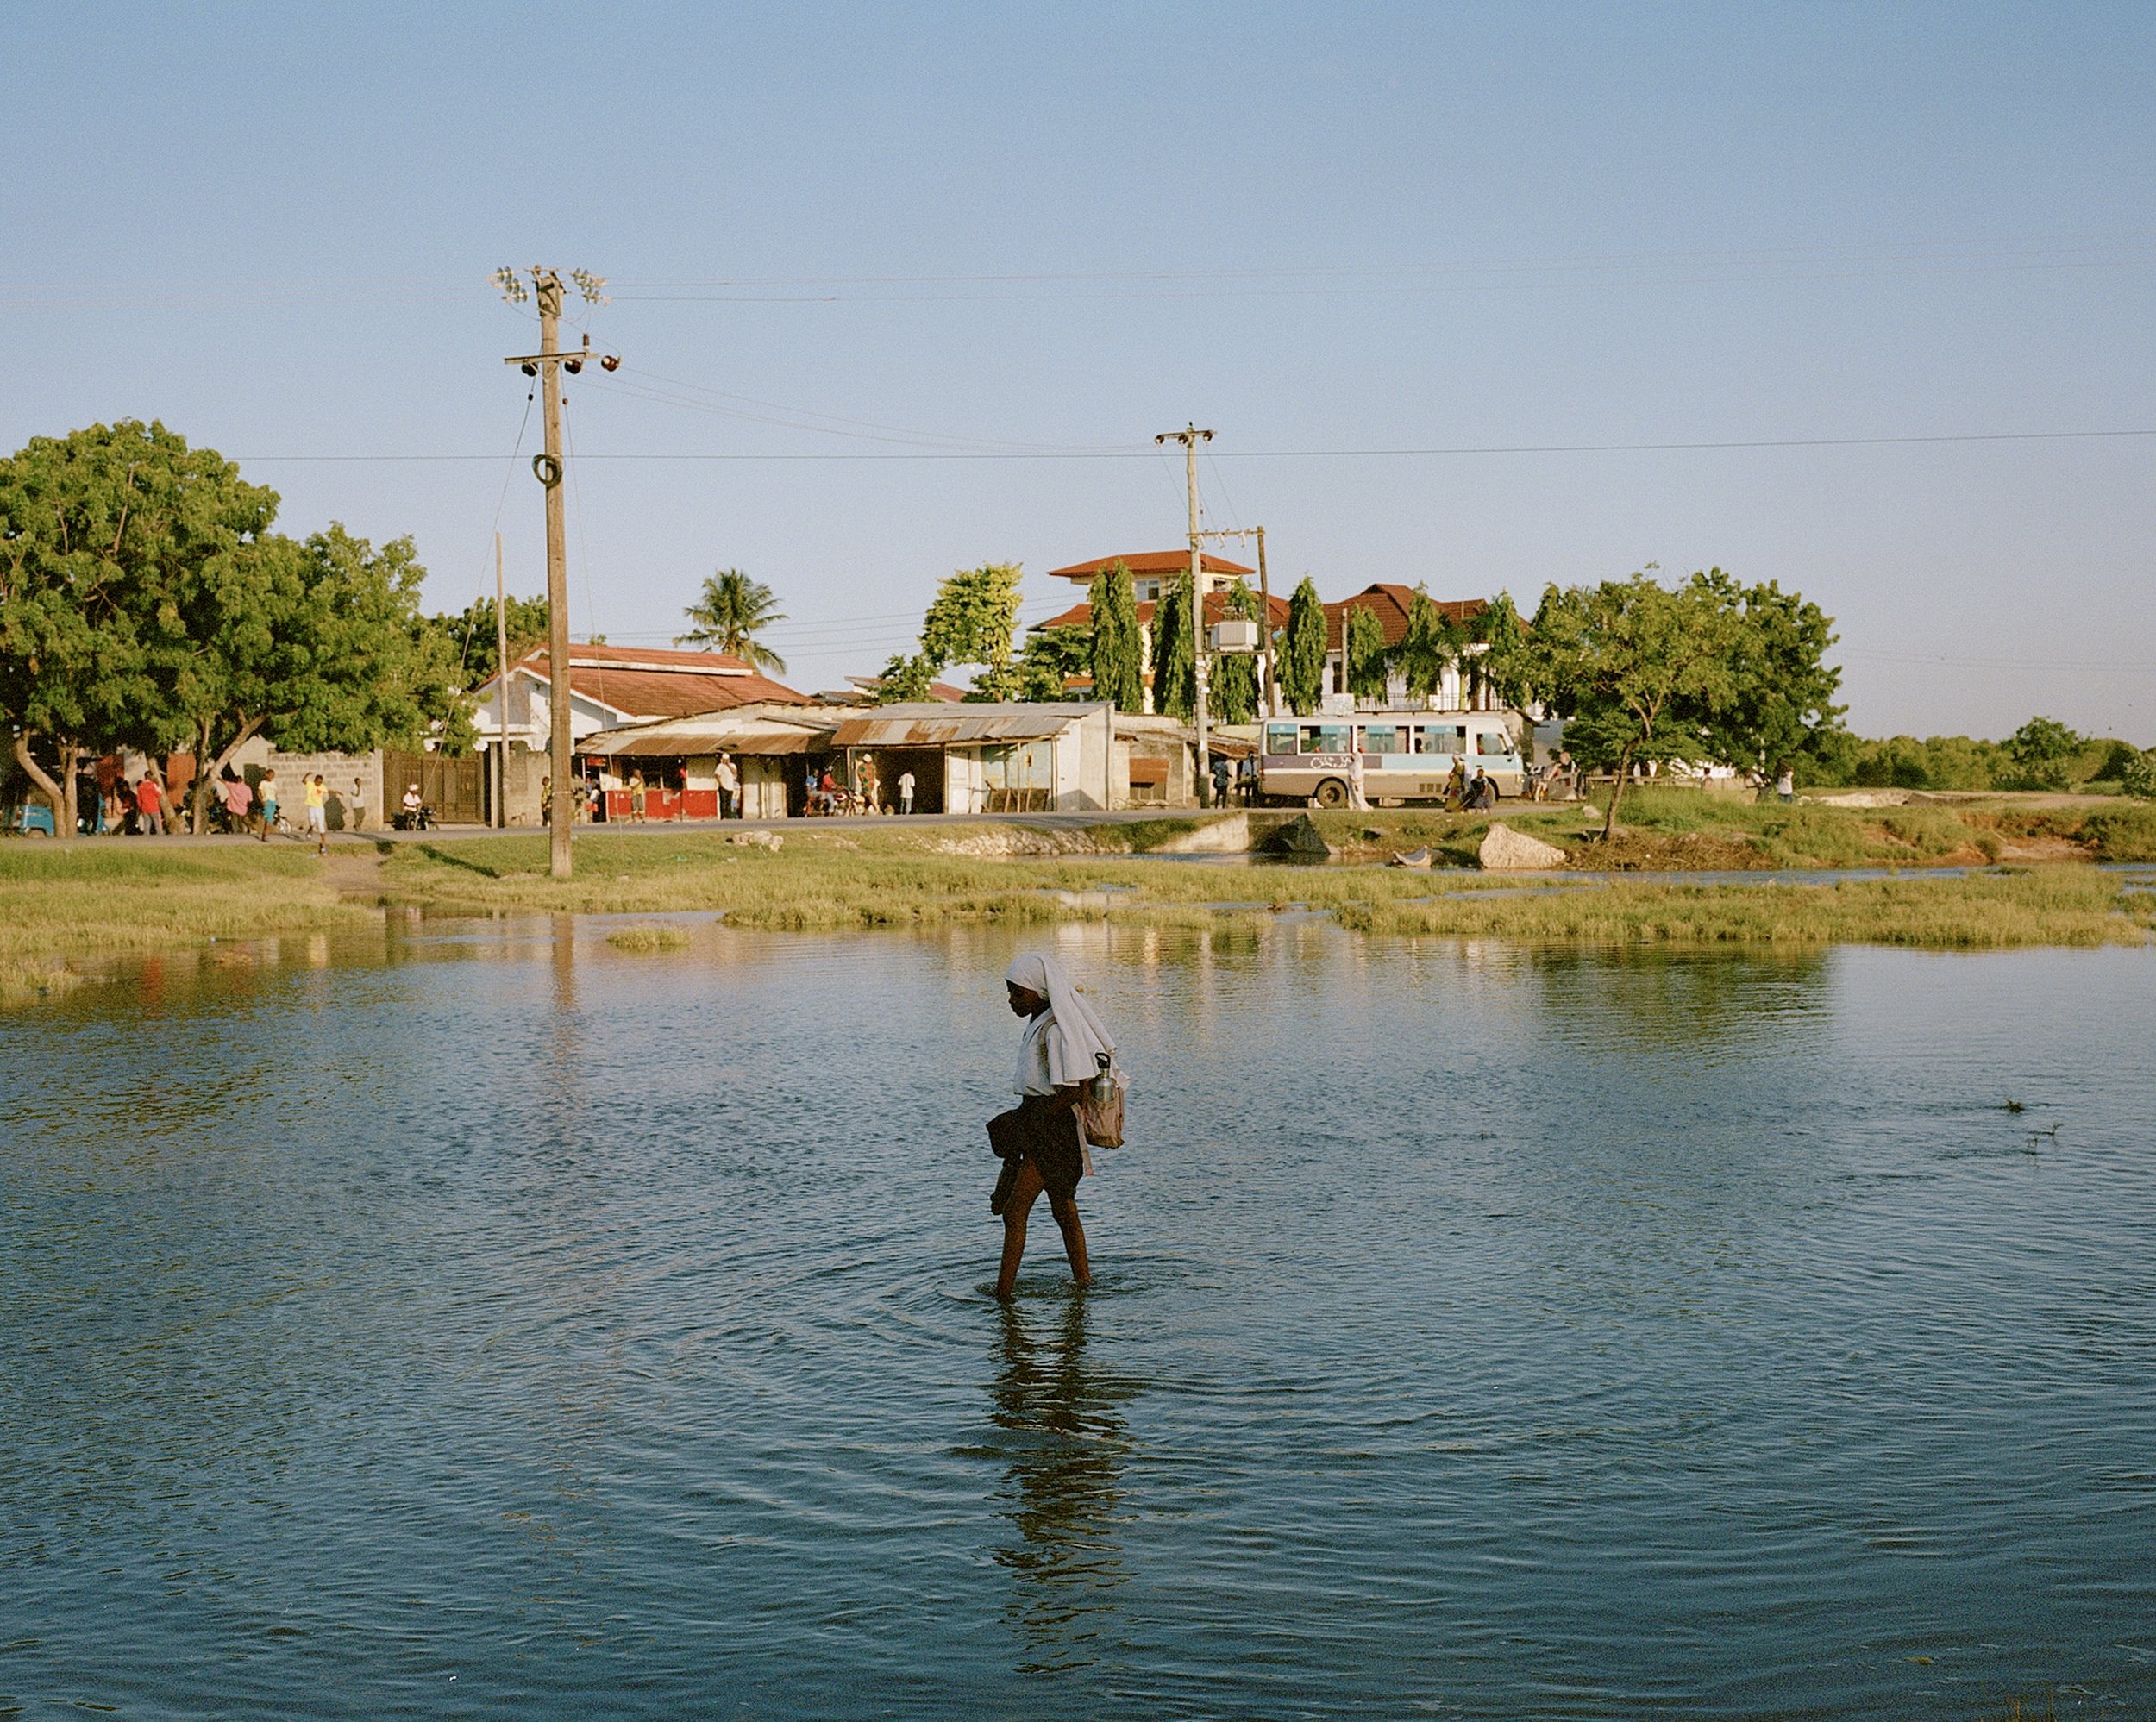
top-left (3, 918), bottom-right (2153, 1719)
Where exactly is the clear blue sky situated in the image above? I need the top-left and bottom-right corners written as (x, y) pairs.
top-left (5, 2), bottom-right (2151, 739)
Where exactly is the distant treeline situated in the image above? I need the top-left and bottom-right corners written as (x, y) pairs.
top-left (1806, 724), bottom-right (2149, 793)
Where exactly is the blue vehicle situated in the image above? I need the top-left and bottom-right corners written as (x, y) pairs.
top-left (8, 802), bottom-right (57, 836)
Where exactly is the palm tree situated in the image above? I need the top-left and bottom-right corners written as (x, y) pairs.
top-left (677, 569), bottom-right (787, 673)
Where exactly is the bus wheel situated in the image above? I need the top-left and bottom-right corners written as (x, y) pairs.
top-left (1314, 778), bottom-right (1349, 809)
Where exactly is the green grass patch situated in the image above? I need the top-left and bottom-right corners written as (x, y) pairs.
top-left (1363, 867), bottom-right (2155, 949)
top-left (0, 842), bottom-right (373, 1003)
top-left (605, 924), bottom-right (693, 952)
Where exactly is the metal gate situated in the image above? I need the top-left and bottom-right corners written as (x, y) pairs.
top-left (382, 749), bottom-right (486, 826)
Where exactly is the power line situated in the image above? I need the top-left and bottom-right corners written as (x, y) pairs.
top-left (235, 426), bottom-right (2156, 463)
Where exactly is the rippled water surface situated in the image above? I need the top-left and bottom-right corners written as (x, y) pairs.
top-left (3, 919), bottom-right (2153, 1719)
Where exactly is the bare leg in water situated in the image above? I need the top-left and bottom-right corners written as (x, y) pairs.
top-left (994, 1155), bottom-right (1090, 1299)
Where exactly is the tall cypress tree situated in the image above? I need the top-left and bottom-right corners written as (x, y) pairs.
top-left (1280, 577), bottom-right (1327, 716)
top-left (1087, 560), bottom-right (1144, 711)
top-left (1344, 604), bottom-right (1389, 701)
top-left (1151, 571), bottom-right (1194, 721)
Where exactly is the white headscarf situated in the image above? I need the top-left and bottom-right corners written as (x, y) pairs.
top-left (1006, 952), bottom-right (1117, 1092)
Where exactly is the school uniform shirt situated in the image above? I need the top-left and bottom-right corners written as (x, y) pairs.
top-left (1016, 1011), bottom-right (1062, 1096)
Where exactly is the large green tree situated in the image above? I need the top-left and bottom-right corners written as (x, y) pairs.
top-left (1087, 560), bottom-right (1144, 711)
top-left (1209, 579), bottom-right (1263, 725)
top-left (877, 562), bottom-right (1025, 703)
top-left (2004, 715), bottom-right (2081, 791)
top-left (1520, 570), bottom-right (1740, 838)
top-left (1150, 571), bottom-right (1195, 721)
top-left (0, 420), bottom-right (271, 834)
top-left (677, 567), bottom-right (787, 673)
top-left (1017, 623), bottom-right (1091, 701)
top-left (1685, 569), bottom-right (1843, 782)
top-left (1279, 577), bottom-right (1327, 716)
top-left (153, 523), bottom-right (456, 831)
top-left (431, 592), bottom-right (549, 690)
top-left (1344, 604), bottom-right (1389, 702)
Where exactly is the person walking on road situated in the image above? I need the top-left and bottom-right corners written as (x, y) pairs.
top-left (257, 769), bottom-right (279, 840)
top-left (304, 773), bottom-right (329, 855)
top-left (898, 768), bottom-right (916, 816)
top-left (717, 752), bottom-right (739, 819)
top-left (986, 953), bottom-right (1119, 1299)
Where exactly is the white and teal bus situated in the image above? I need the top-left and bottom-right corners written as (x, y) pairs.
top-left (1257, 712), bottom-right (1526, 807)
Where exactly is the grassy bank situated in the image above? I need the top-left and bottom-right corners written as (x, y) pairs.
top-left (1292, 789), bottom-right (2156, 869)
top-left (3, 807), bottom-right (2152, 1003)
top-left (0, 842), bottom-right (376, 1001)
top-left (374, 825), bottom-right (2155, 949)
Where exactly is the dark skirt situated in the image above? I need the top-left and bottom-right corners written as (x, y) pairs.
top-left (987, 1091), bottom-right (1084, 1213)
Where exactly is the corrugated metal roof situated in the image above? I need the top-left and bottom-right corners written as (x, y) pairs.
top-left (831, 704), bottom-right (1098, 747)
top-left (580, 706), bottom-right (842, 757)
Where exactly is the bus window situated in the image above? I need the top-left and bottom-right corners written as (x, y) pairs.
top-left (1474, 731), bottom-right (1514, 758)
top-left (1314, 725), bottom-right (1352, 755)
top-left (1418, 723), bottom-right (1466, 756)
top-left (1264, 723), bottom-right (1298, 755)
top-left (1362, 725), bottom-right (1400, 755)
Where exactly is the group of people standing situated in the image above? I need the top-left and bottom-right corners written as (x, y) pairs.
top-left (62, 762), bottom-right (360, 852)
top-left (807, 757), bottom-right (917, 817)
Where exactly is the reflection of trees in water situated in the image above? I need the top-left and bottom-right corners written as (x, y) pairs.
top-left (987, 1296), bottom-right (1135, 1674)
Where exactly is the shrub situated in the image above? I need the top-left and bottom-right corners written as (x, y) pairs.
top-left (2120, 749), bottom-right (2156, 803)
top-left (2005, 716), bottom-right (2082, 792)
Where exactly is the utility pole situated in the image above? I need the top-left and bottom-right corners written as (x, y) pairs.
top-left (1154, 423), bottom-right (1214, 805)
top-left (1197, 525), bottom-right (1276, 719)
top-left (493, 531), bottom-right (510, 830)
top-left (497, 266), bottom-right (614, 879)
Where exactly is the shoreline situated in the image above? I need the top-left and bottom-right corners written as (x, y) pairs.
top-left (6, 797), bottom-right (2154, 1004)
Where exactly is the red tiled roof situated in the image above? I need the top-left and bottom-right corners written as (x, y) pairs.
top-left (517, 642), bottom-right (811, 717)
top-left (1034, 592), bottom-right (1290, 632)
top-left (1047, 550), bottom-right (1257, 582)
top-left (1321, 585), bottom-right (1487, 652)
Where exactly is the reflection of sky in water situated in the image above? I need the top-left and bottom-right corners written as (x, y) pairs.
top-left (1, 921), bottom-right (2153, 1719)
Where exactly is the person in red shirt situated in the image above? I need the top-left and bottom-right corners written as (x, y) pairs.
top-left (134, 770), bottom-right (166, 836)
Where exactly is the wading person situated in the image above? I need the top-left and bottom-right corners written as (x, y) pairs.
top-left (987, 953), bottom-right (1118, 1299)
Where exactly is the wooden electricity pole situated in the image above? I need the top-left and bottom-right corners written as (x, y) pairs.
top-left (1154, 423), bottom-right (1215, 805)
top-left (493, 530), bottom-right (510, 830)
top-left (498, 266), bottom-right (612, 878)
top-left (1199, 524), bottom-right (1276, 719)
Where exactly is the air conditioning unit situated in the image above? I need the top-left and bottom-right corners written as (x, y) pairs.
top-left (1209, 618), bottom-right (1261, 654)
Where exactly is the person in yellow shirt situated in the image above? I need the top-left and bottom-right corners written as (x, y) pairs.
top-left (304, 773), bottom-right (329, 855)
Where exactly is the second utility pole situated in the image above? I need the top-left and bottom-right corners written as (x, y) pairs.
top-left (1155, 422), bottom-right (1215, 805)
top-left (535, 272), bottom-right (573, 878)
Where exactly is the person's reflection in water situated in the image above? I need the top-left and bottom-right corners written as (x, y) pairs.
top-left (987, 1294), bottom-right (1135, 1674)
